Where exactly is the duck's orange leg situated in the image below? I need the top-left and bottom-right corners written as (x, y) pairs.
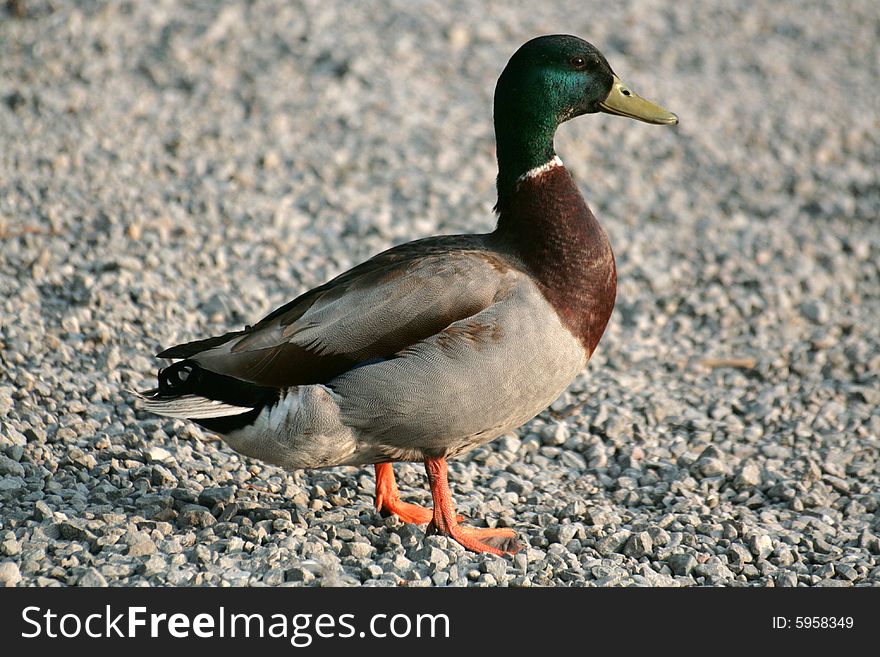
top-left (374, 463), bottom-right (435, 524)
top-left (424, 456), bottom-right (522, 556)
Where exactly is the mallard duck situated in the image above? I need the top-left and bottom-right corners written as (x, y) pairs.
top-left (136, 34), bottom-right (677, 556)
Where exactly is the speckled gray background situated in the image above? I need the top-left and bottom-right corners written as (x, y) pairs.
top-left (1, 0), bottom-right (878, 587)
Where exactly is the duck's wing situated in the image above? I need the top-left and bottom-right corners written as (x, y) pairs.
top-left (158, 235), bottom-right (517, 387)
top-left (330, 270), bottom-right (588, 458)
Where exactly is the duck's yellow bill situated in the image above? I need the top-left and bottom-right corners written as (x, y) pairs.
top-left (599, 75), bottom-right (678, 125)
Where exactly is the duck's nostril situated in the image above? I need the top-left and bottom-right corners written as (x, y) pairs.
top-left (622, 89), bottom-right (631, 96)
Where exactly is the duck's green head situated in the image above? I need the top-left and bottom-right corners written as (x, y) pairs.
top-left (494, 35), bottom-right (677, 196)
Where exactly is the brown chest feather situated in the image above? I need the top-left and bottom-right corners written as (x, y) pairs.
top-left (494, 165), bottom-right (617, 354)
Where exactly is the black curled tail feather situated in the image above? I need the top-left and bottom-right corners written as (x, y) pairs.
top-left (158, 360), bottom-right (200, 394)
top-left (157, 360), bottom-right (281, 408)
top-left (143, 360), bottom-right (285, 434)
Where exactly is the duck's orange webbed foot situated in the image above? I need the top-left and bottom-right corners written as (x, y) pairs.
top-left (424, 457), bottom-right (522, 556)
top-left (374, 463), bottom-right (462, 524)
top-left (426, 523), bottom-right (521, 555)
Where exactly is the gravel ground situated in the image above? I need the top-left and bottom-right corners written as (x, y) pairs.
top-left (1, 0), bottom-right (878, 588)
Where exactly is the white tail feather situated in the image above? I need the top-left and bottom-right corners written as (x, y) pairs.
top-left (132, 391), bottom-right (254, 419)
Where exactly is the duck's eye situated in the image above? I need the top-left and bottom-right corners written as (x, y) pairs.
top-left (569, 56), bottom-right (587, 70)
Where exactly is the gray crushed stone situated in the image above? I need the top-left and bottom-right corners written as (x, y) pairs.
top-left (1, 0), bottom-right (878, 587)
